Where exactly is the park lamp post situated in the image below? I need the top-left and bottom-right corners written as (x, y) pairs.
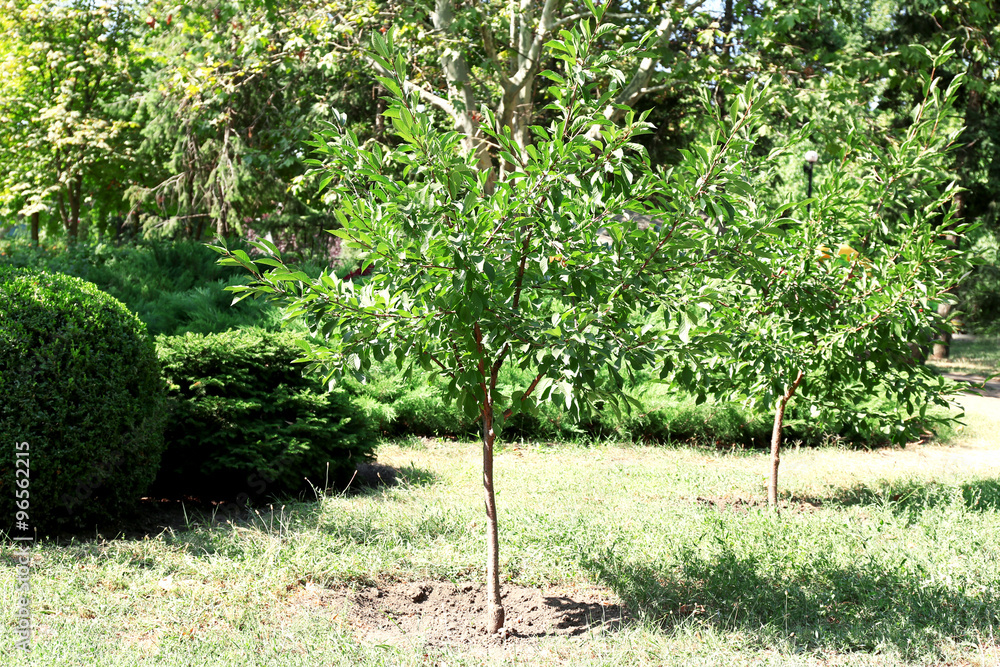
top-left (804, 150), bottom-right (819, 215)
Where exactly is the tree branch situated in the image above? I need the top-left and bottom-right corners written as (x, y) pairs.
top-left (502, 372), bottom-right (545, 419)
top-left (474, 0), bottom-right (513, 88)
top-left (508, 0), bottom-right (565, 90)
top-left (606, 15), bottom-right (673, 121)
top-left (511, 226), bottom-right (533, 312)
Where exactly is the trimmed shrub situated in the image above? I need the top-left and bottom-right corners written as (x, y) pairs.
top-left (0, 267), bottom-right (167, 532)
top-left (153, 329), bottom-right (377, 501)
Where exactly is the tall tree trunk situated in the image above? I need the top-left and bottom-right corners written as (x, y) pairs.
top-left (434, 0), bottom-right (493, 177)
top-left (30, 212), bottom-right (39, 246)
top-left (66, 175), bottom-right (82, 243)
top-left (768, 370), bottom-right (804, 508)
top-left (481, 381), bottom-right (504, 633)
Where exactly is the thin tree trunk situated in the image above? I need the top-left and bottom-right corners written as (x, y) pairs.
top-left (481, 383), bottom-right (505, 634)
top-left (474, 320), bottom-right (505, 635)
top-left (374, 83), bottom-right (387, 140)
top-left (768, 370), bottom-right (804, 508)
top-left (30, 212), bottom-right (39, 246)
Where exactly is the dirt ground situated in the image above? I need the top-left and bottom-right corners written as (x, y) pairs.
top-left (293, 580), bottom-right (630, 652)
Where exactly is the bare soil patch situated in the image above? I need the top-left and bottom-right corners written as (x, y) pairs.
top-left (303, 580), bottom-right (630, 651)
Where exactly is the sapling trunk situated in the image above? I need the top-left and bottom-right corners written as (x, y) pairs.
top-left (481, 390), bottom-right (505, 634)
top-left (768, 370), bottom-right (804, 508)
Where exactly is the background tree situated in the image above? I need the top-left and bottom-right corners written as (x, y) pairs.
top-left (0, 0), bottom-right (143, 243)
top-left (323, 0), bottom-right (724, 177)
top-left (879, 0), bottom-right (1000, 351)
top-left (126, 0), bottom-right (380, 241)
top-left (685, 63), bottom-right (973, 507)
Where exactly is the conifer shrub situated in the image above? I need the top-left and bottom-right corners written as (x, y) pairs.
top-left (0, 267), bottom-right (166, 532)
top-left (0, 239), bottom-right (290, 335)
top-left (153, 329), bottom-right (376, 501)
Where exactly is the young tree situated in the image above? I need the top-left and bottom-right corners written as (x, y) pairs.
top-left (687, 62), bottom-right (974, 507)
top-left (216, 9), bottom-right (770, 632)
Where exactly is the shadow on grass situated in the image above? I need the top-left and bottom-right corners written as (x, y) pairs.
top-left (582, 542), bottom-right (999, 659)
top-left (350, 462), bottom-right (439, 490)
top-left (23, 461), bottom-right (439, 546)
top-left (789, 478), bottom-right (1000, 514)
top-left (538, 595), bottom-right (632, 635)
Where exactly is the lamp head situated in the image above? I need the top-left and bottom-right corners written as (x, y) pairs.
top-left (804, 150), bottom-right (819, 164)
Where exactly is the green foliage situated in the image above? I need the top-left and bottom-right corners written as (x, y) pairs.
top-left (217, 23), bottom-right (762, 431)
top-left (0, 239), bottom-right (285, 336)
top-left (0, 0), bottom-right (145, 241)
top-left (342, 360), bottom-right (929, 447)
top-left (956, 231), bottom-right (1000, 334)
top-left (153, 329), bottom-right (377, 501)
top-left (0, 267), bottom-right (166, 531)
top-left (214, 19), bottom-right (755, 630)
top-left (216, 19), bottom-right (972, 476)
top-left (127, 0), bottom-right (380, 239)
top-left (678, 68), bottom-right (975, 448)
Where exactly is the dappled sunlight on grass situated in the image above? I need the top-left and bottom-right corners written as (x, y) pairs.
top-left (926, 336), bottom-right (1000, 377)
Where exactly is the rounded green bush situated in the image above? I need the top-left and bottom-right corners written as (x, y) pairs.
top-left (0, 267), bottom-right (167, 532)
top-left (152, 329), bottom-right (377, 501)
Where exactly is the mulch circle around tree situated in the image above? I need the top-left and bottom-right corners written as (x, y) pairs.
top-left (306, 581), bottom-right (631, 649)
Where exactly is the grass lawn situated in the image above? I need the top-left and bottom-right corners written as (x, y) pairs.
top-left (926, 335), bottom-right (1000, 378)
top-left (3, 393), bottom-right (999, 666)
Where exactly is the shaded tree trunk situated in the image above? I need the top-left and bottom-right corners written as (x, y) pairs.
top-left (30, 212), bottom-right (39, 246)
top-left (216, 189), bottom-right (231, 238)
top-left (768, 370), bottom-right (804, 508)
top-left (932, 297), bottom-right (955, 359)
top-left (66, 174), bottom-right (82, 243)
